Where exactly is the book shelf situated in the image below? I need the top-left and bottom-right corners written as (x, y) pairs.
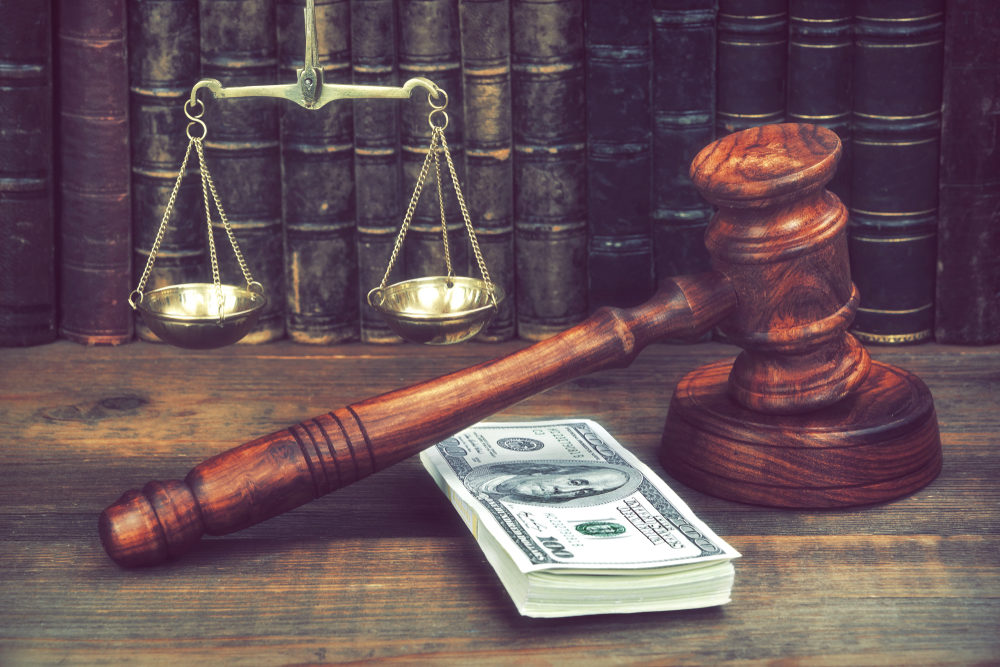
top-left (3, 0), bottom-right (994, 348)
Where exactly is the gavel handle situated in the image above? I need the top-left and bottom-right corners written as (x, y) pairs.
top-left (100, 272), bottom-right (736, 567)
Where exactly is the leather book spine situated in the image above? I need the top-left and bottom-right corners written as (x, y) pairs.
top-left (849, 0), bottom-right (944, 344)
top-left (199, 0), bottom-right (285, 342)
top-left (651, 0), bottom-right (716, 280)
top-left (511, 0), bottom-right (588, 340)
top-left (128, 0), bottom-right (203, 343)
top-left (934, 0), bottom-right (1000, 344)
top-left (0, 1), bottom-right (57, 346)
top-left (459, 0), bottom-right (516, 340)
top-left (352, 0), bottom-right (404, 343)
top-left (585, 0), bottom-right (654, 310)
top-left (56, 0), bottom-right (134, 344)
top-left (715, 0), bottom-right (788, 135)
top-left (787, 0), bottom-right (852, 204)
top-left (279, 0), bottom-right (358, 344)
top-left (398, 0), bottom-right (467, 283)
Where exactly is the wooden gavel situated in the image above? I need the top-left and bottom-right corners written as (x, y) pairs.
top-left (101, 124), bottom-right (941, 567)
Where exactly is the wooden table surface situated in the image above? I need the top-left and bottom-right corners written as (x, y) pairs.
top-left (1, 339), bottom-right (997, 665)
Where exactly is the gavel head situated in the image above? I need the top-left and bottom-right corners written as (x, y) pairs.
top-left (689, 123), bottom-right (870, 414)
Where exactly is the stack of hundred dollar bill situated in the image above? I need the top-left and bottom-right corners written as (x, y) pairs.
top-left (420, 419), bottom-right (740, 618)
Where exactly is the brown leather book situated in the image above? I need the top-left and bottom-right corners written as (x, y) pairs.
top-left (398, 0), bottom-right (468, 286)
top-left (511, 0), bottom-right (588, 340)
top-left (280, 0), bottom-right (359, 344)
top-left (199, 0), bottom-right (286, 343)
top-left (352, 0), bottom-right (405, 343)
top-left (128, 0), bottom-right (204, 343)
top-left (56, 0), bottom-right (133, 344)
top-left (459, 0), bottom-right (516, 341)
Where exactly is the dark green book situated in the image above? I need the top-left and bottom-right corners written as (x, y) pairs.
top-left (0, 1), bottom-right (57, 346)
top-left (716, 0), bottom-right (787, 135)
top-left (585, 0), bottom-right (654, 310)
top-left (511, 0), bottom-right (588, 340)
top-left (352, 0), bottom-right (404, 343)
top-left (199, 0), bottom-right (285, 343)
top-left (849, 0), bottom-right (943, 344)
top-left (651, 0), bottom-right (716, 281)
top-left (128, 0), bottom-right (204, 343)
top-left (787, 0), bottom-right (852, 204)
top-left (460, 0), bottom-right (516, 340)
top-left (279, 0), bottom-right (358, 343)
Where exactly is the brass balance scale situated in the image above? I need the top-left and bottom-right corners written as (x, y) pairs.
top-left (130, 0), bottom-right (502, 349)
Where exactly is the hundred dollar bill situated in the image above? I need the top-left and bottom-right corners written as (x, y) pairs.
top-left (420, 419), bottom-right (740, 617)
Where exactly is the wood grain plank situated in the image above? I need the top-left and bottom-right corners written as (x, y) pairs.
top-left (1, 340), bottom-right (998, 664)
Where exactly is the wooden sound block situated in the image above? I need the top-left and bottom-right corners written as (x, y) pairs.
top-left (660, 360), bottom-right (942, 508)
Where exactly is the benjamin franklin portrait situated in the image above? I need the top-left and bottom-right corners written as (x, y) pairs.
top-left (464, 461), bottom-right (642, 508)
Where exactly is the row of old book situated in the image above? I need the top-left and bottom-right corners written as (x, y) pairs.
top-left (2, 0), bottom-right (997, 348)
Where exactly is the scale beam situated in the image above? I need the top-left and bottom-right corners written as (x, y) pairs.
top-left (188, 76), bottom-right (441, 110)
top-left (188, 0), bottom-right (441, 110)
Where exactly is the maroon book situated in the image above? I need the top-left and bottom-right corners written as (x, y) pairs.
top-left (56, 0), bottom-right (133, 344)
top-left (0, 1), bottom-right (57, 346)
top-left (935, 0), bottom-right (1000, 344)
